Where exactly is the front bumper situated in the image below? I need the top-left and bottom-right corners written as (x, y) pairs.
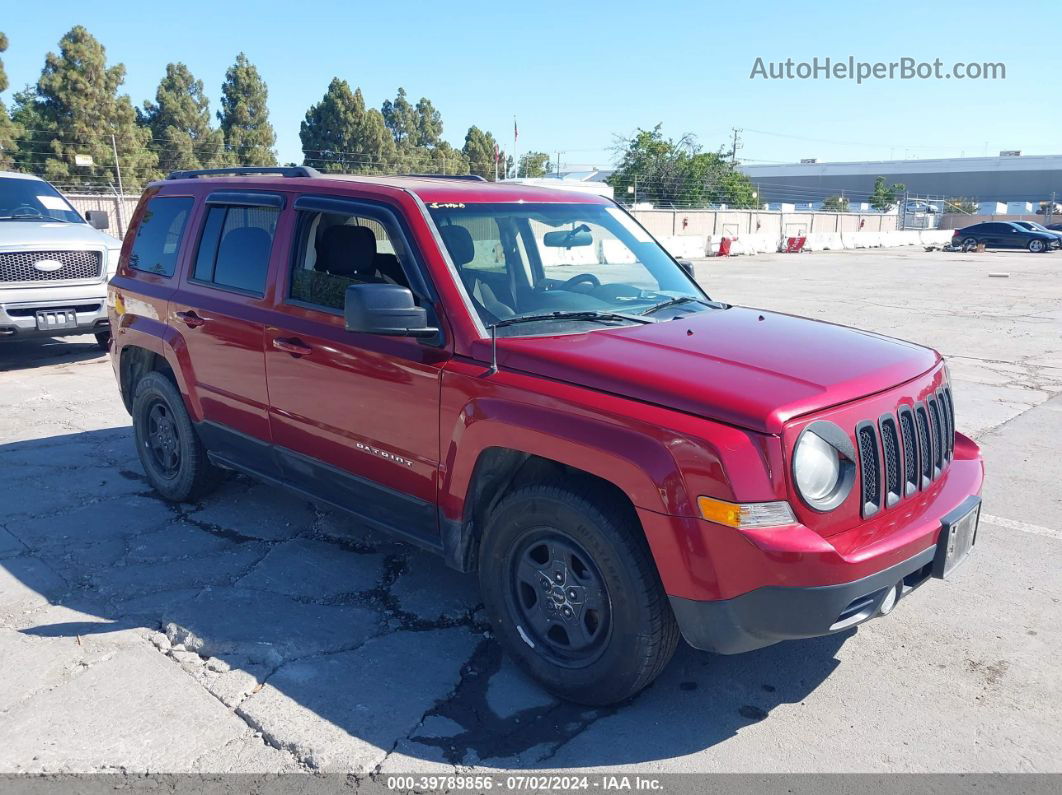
top-left (639, 435), bottom-right (984, 654)
top-left (670, 542), bottom-right (938, 654)
top-left (0, 286), bottom-right (109, 340)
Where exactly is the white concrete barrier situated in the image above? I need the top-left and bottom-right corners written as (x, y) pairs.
top-left (660, 235), bottom-right (708, 259)
top-left (803, 232), bottom-right (844, 251)
top-left (600, 238), bottom-right (637, 263)
top-left (920, 230), bottom-right (954, 246)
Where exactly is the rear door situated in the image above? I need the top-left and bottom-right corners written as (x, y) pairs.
top-left (262, 194), bottom-right (449, 546)
top-left (171, 191), bottom-right (284, 466)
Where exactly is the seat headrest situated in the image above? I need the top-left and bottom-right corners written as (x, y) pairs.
top-left (217, 226), bottom-right (272, 265)
top-left (439, 225), bottom-right (475, 267)
top-left (317, 225), bottom-right (377, 277)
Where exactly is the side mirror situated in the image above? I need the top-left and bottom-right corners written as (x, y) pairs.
top-left (344, 283), bottom-right (439, 338)
top-left (676, 259), bottom-right (695, 278)
top-left (85, 210), bottom-right (109, 230)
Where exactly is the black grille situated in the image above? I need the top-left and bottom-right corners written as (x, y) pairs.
top-left (0, 249), bottom-right (103, 283)
top-left (898, 407), bottom-right (918, 495)
top-left (915, 405), bottom-right (933, 487)
top-left (927, 396), bottom-right (945, 474)
top-left (857, 423), bottom-right (881, 517)
top-left (880, 416), bottom-right (901, 503)
top-left (850, 384), bottom-right (955, 519)
top-left (941, 387), bottom-right (955, 460)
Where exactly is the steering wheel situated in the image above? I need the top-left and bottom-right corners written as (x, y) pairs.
top-left (10, 204), bottom-right (42, 218)
top-left (560, 273), bottom-right (601, 291)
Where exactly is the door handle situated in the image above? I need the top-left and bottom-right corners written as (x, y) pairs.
top-left (273, 337), bottom-right (313, 357)
top-left (175, 310), bottom-right (206, 328)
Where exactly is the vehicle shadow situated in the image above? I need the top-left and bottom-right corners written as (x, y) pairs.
top-left (4, 427), bottom-right (851, 771)
top-left (0, 336), bottom-right (106, 371)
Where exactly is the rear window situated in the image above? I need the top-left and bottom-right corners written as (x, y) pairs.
top-left (192, 205), bottom-right (278, 295)
top-left (128, 197), bottom-right (194, 277)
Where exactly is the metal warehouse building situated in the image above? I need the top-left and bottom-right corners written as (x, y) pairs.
top-left (740, 154), bottom-right (1062, 205)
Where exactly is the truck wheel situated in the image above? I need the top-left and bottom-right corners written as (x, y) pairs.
top-left (131, 371), bottom-right (220, 502)
top-left (479, 482), bottom-right (679, 705)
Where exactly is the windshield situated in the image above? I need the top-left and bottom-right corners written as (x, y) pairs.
top-left (0, 177), bottom-right (83, 223)
top-left (427, 202), bottom-right (711, 336)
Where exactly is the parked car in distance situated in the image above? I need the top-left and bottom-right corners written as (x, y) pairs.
top-left (952, 221), bottom-right (1058, 252)
top-left (108, 167), bottom-right (985, 705)
top-left (1012, 219), bottom-right (1062, 245)
top-left (0, 171), bottom-right (123, 348)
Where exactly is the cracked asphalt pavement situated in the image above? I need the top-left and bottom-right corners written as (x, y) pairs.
top-left (0, 247), bottom-right (1059, 775)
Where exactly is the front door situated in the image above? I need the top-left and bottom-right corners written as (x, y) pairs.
top-left (171, 193), bottom-right (283, 463)
top-left (263, 197), bottom-right (448, 546)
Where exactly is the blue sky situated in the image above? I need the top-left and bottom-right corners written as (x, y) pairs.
top-left (2, 1), bottom-right (1059, 168)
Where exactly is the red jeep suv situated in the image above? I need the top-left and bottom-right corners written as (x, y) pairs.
top-left (108, 167), bottom-right (984, 705)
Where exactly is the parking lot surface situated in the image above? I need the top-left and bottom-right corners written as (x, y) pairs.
top-left (0, 247), bottom-right (1059, 774)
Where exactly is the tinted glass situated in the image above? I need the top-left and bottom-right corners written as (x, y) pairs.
top-left (193, 206), bottom-right (226, 282)
top-left (0, 177), bottom-right (83, 223)
top-left (129, 197), bottom-right (194, 277)
top-left (192, 205), bottom-right (278, 294)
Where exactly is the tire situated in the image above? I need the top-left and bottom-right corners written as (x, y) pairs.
top-left (479, 481), bottom-right (679, 705)
top-left (94, 331), bottom-right (111, 352)
top-left (1028, 238), bottom-right (1045, 253)
top-left (962, 237), bottom-right (978, 252)
top-left (131, 371), bottom-right (220, 502)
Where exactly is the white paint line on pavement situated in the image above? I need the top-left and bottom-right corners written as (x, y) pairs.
top-left (982, 514), bottom-right (1062, 541)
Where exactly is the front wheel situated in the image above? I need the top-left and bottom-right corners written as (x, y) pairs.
top-left (131, 371), bottom-right (220, 502)
top-left (479, 482), bottom-right (679, 705)
top-left (94, 331), bottom-right (111, 352)
top-left (1029, 239), bottom-right (1046, 253)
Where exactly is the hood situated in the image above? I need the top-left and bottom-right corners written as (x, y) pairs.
top-left (0, 220), bottom-right (122, 250)
top-left (490, 307), bottom-right (939, 434)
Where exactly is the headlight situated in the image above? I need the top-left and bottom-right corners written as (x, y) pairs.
top-left (792, 422), bottom-right (856, 511)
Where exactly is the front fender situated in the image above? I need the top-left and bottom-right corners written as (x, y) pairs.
top-left (439, 362), bottom-right (780, 524)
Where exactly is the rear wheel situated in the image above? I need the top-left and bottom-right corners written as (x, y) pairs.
top-left (1029, 238), bottom-right (1046, 253)
top-left (132, 371), bottom-right (220, 502)
top-left (962, 237), bottom-right (979, 252)
top-left (479, 481), bottom-right (679, 705)
top-left (94, 331), bottom-right (111, 352)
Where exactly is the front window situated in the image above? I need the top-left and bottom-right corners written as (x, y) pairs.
top-left (0, 177), bottom-right (83, 223)
top-left (427, 202), bottom-right (712, 336)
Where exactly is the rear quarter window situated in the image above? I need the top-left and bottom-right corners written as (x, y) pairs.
top-left (128, 197), bottom-right (194, 277)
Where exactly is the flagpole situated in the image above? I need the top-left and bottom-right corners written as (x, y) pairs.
top-left (513, 116), bottom-right (519, 179)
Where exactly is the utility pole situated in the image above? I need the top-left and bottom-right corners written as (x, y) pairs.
top-left (729, 128), bottom-right (743, 166)
top-left (110, 134), bottom-right (126, 236)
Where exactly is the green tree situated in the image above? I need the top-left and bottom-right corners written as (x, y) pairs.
top-left (413, 96), bottom-right (442, 148)
top-left (0, 32), bottom-right (17, 169)
top-left (218, 53), bottom-right (276, 166)
top-left (300, 78), bottom-right (396, 173)
top-left (608, 125), bottom-right (757, 208)
top-left (943, 197), bottom-right (978, 215)
top-left (822, 194), bottom-right (850, 212)
top-left (869, 176), bottom-right (905, 212)
top-left (381, 87), bottom-right (416, 145)
top-left (15, 26), bottom-right (157, 190)
top-left (140, 63), bottom-right (225, 174)
top-left (463, 125), bottom-right (501, 179)
top-left (518, 151), bottom-right (552, 178)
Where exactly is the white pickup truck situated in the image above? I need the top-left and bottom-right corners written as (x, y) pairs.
top-left (0, 171), bottom-right (123, 349)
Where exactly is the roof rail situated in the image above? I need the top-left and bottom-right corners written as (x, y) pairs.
top-left (165, 166), bottom-right (322, 180)
top-left (405, 174), bottom-right (488, 182)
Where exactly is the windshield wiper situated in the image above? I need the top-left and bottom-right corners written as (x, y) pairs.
top-left (0, 213), bottom-right (72, 223)
top-left (494, 310), bottom-right (655, 329)
top-left (638, 295), bottom-right (712, 316)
